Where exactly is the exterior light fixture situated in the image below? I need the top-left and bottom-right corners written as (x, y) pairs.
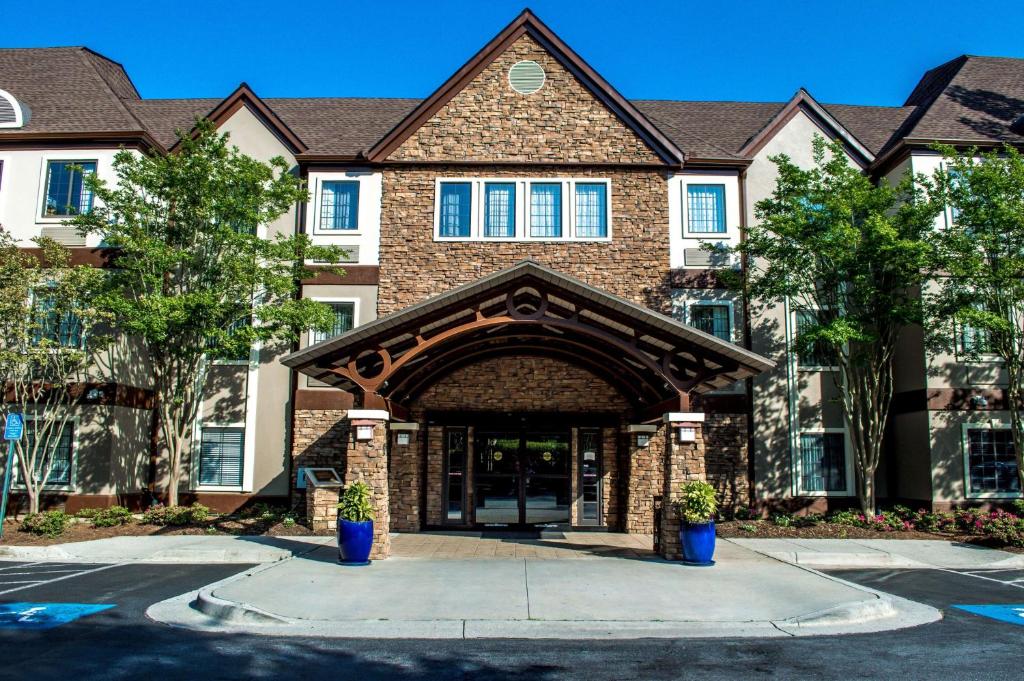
top-left (970, 394), bottom-right (989, 408)
top-left (396, 432), bottom-right (411, 446)
top-left (355, 424), bottom-right (375, 441)
top-left (636, 433), bottom-right (651, 448)
top-left (678, 427), bottom-right (697, 443)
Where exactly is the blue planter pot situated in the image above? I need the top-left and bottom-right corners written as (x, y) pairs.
top-left (680, 520), bottom-right (716, 565)
top-left (337, 519), bottom-right (373, 565)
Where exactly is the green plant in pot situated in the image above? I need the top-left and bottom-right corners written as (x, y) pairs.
top-left (336, 481), bottom-right (375, 565)
top-left (674, 480), bottom-right (718, 565)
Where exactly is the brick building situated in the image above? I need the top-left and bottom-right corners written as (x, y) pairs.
top-left (2, 10), bottom-right (1023, 558)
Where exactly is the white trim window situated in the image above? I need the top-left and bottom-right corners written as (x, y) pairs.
top-left (796, 429), bottom-right (852, 496)
top-left (963, 424), bottom-right (1020, 498)
top-left (689, 303), bottom-right (732, 342)
top-left (318, 180), bottom-right (359, 231)
top-left (197, 426), bottom-right (245, 488)
top-left (14, 419), bottom-right (77, 491)
top-left (311, 300), bottom-right (356, 345)
top-left (42, 159), bottom-right (96, 218)
top-left (433, 178), bottom-right (611, 242)
top-left (685, 184), bottom-right (726, 234)
top-left (794, 308), bottom-right (839, 371)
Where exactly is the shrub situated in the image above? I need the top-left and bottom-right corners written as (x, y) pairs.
top-left (21, 510), bottom-right (71, 538)
top-left (338, 481), bottom-right (374, 522)
top-left (281, 515), bottom-right (296, 527)
top-left (771, 513), bottom-right (793, 528)
top-left (739, 523), bottom-right (758, 533)
top-left (794, 513), bottom-right (824, 528)
top-left (673, 480), bottom-right (718, 524)
top-left (142, 503), bottom-right (210, 526)
top-left (91, 506), bottom-right (134, 528)
top-left (733, 506), bottom-right (754, 521)
top-left (75, 507), bottom-right (101, 520)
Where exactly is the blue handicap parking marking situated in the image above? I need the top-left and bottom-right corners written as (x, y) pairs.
top-left (954, 604), bottom-right (1024, 626)
top-left (0, 602), bottom-right (115, 630)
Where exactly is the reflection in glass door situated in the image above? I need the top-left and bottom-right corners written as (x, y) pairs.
top-left (523, 432), bottom-right (571, 525)
top-left (578, 429), bottom-right (601, 525)
top-left (444, 428), bottom-right (467, 523)
top-left (474, 432), bottom-right (521, 524)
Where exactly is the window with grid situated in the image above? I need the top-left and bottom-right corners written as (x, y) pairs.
top-left (530, 183), bottom-right (562, 237)
top-left (799, 432), bottom-right (847, 493)
top-left (311, 302), bottom-right (354, 344)
top-left (32, 292), bottom-right (83, 347)
top-left (967, 429), bottom-right (1019, 494)
top-left (199, 427), bottom-right (244, 487)
top-left (958, 301), bottom-right (996, 355)
top-left (574, 183), bottom-right (607, 237)
top-left (24, 423), bottom-right (74, 486)
top-left (439, 182), bottom-right (472, 237)
top-left (319, 181), bottom-right (359, 230)
top-left (484, 183), bottom-right (515, 237)
top-left (43, 160), bottom-right (96, 217)
top-left (796, 309), bottom-right (838, 368)
top-left (690, 305), bottom-right (731, 341)
top-left (686, 184), bottom-right (726, 234)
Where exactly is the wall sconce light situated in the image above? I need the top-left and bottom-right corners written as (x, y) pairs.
top-left (970, 394), bottom-right (989, 408)
top-left (636, 433), bottom-right (651, 448)
top-left (355, 424), bottom-right (375, 441)
top-left (678, 426), bottom-right (697, 443)
top-left (396, 432), bottom-right (411, 446)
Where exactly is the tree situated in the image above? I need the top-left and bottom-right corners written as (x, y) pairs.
top-left (929, 144), bottom-right (1024, 494)
top-left (73, 121), bottom-right (344, 505)
top-left (725, 136), bottom-right (942, 514)
top-left (0, 233), bottom-right (112, 514)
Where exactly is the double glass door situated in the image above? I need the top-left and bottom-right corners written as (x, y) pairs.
top-left (474, 430), bottom-right (570, 526)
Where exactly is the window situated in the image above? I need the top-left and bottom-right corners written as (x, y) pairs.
top-left (43, 160), bottom-right (96, 217)
top-left (690, 304), bottom-right (731, 341)
top-left (958, 301), bottom-right (997, 355)
top-left (799, 432), bottom-right (847, 493)
top-left (439, 182), bottom-right (472, 237)
top-left (199, 427), bottom-right (244, 487)
top-left (311, 301), bottom-right (355, 345)
top-left (23, 423), bottom-right (74, 487)
top-left (796, 309), bottom-right (837, 369)
top-left (575, 183), bottom-right (607, 238)
top-left (209, 316), bottom-right (251, 362)
top-left (483, 183), bottom-right (516, 238)
top-left (686, 184), bottom-right (726, 234)
top-left (32, 292), bottom-right (83, 347)
top-left (966, 428), bottom-right (1019, 495)
top-left (530, 183), bottom-right (562, 237)
top-left (319, 181), bottom-right (359, 230)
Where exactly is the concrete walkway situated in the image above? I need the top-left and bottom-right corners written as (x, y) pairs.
top-left (147, 537), bottom-right (940, 639)
top-left (0, 535), bottom-right (334, 563)
top-left (729, 538), bottom-right (1024, 570)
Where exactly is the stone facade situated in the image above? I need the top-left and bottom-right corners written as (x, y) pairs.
top-left (388, 427), bottom-right (421, 532)
top-left (291, 409), bottom-right (349, 506)
top-left (345, 419), bottom-right (390, 560)
top-left (659, 424), bottom-right (708, 560)
top-left (306, 484), bottom-right (341, 532)
top-left (704, 413), bottom-right (750, 514)
top-left (625, 426), bottom-right (666, 534)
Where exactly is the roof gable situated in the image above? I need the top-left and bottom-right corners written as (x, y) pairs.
top-left (366, 10), bottom-right (683, 165)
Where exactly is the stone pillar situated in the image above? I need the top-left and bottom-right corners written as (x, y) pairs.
top-left (306, 484), bottom-right (342, 532)
top-left (659, 415), bottom-right (707, 560)
top-left (345, 413), bottom-right (391, 560)
top-left (388, 422), bottom-right (421, 532)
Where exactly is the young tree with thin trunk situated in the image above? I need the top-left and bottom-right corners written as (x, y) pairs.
top-left (0, 233), bottom-right (112, 514)
top-left (929, 144), bottom-right (1024, 494)
top-left (725, 137), bottom-right (942, 515)
top-left (73, 121), bottom-right (344, 506)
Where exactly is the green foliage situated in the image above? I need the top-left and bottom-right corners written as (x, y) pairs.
top-left (91, 506), bottom-right (134, 528)
top-left (281, 515), bottom-right (296, 527)
top-left (21, 510), bottom-right (71, 537)
top-left (739, 523), bottom-right (758, 533)
top-left (674, 480), bottom-right (718, 524)
top-left (69, 120), bottom-right (348, 505)
top-left (771, 513), bottom-right (793, 528)
top-left (337, 481), bottom-right (374, 522)
top-left (74, 507), bottom-right (101, 519)
top-left (245, 502), bottom-right (284, 522)
top-left (142, 503), bottom-right (210, 526)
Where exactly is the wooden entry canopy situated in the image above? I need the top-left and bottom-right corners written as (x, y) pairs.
top-left (281, 261), bottom-right (774, 422)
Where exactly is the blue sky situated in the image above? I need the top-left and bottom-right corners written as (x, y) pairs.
top-left (2, 0), bottom-right (1022, 106)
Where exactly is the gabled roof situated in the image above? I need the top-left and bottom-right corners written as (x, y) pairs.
top-left (362, 9), bottom-right (685, 165)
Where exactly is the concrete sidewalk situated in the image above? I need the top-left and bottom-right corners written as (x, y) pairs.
top-left (729, 538), bottom-right (1024, 570)
top-left (0, 535), bottom-right (334, 563)
top-left (147, 538), bottom-right (940, 639)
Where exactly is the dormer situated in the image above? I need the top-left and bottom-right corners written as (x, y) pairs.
top-left (0, 89), bottom-right (29, 128)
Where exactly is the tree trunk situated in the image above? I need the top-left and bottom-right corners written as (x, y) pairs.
top-left (857, 467), bottom-right (876, 517)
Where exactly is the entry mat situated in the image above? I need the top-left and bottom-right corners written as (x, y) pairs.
top-left (0, 602), bottom-right (115, 630)
top-left (953, 604), bottom-right (1024, 626)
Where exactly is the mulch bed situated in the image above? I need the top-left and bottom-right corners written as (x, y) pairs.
top-left (716, 519), bottom-right (1024, 553)
top-left (0, 516), bottom-right (327, 546)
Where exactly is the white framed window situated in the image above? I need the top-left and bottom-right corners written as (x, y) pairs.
top-left (318, 181), bottom-right (359, 231)
top-left (13, 418), bottom-right (78, 491)
top-left (962, 422), bottom-right (1020, 499)
top-left (796, 429), bottom-right (853, 496)
top-left (689, 303), bottom-right (732, 342)
top-left (197, 426), bottom-right (245, 488)
top-left (41, 159), bottom-right (96, 218)
top-left (793, 308), bottom-right (840, 372)
top-left (685, 184), bottom-right (727, 234)
top-left (310, 300), bottom-right (356, 345)
top-left (433, 178), bottom-right (611, 242)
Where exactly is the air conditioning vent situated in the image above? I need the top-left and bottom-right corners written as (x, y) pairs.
top-left (508, 60), bottom-right (545, 95)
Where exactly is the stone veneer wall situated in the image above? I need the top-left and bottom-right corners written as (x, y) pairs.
top-left (703, 413), bottom-right (750, 513)
top-left (625, 426), bottom-right (666, 534)
top-left (388, 428), bottom-right (422, 532)
top-left (291, 410), bottom-right (350, 510)
top-left (659, 425), bottom-right (708, 560)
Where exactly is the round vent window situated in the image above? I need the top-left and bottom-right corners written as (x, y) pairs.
top-left (508, 60), bottom-right (546, 95)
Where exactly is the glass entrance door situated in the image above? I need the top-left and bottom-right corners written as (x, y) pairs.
top-left (473, 429), bottom-right (571, 526)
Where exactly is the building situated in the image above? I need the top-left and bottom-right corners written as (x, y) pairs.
top-left (1, 10), bottom-right (1021, 558)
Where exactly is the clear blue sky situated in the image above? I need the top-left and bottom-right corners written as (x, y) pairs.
top-left (2, 0), bottom-right (1022, 106)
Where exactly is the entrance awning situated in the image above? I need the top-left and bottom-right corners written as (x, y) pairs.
top-left (282, 260), bottom-right (774, 421)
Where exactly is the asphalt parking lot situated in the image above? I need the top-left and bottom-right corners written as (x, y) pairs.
top-left (0, 560), bottom-right (1020, 680)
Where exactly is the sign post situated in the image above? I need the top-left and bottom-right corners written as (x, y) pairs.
top-left (0, 413), bottom-right (24, 539)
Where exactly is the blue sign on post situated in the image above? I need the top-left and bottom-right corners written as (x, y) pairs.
top-left (3, 413), bottom-right (23, 441)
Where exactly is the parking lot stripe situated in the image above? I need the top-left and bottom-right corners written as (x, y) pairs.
top-left (0, 562), bottom-right (44, 572)
top-left (937, 568), bottom-right (1024, 590)
top-left (0, 564), bottom-right (123, 596)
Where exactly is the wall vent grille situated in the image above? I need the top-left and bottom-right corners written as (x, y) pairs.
top-left (508, 60), bottom-right (545, 95)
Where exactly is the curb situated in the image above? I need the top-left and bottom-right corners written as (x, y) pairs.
top-left (760, 551), bottom-right (924, 569)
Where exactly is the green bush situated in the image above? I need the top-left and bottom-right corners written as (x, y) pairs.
top-left (142, 503), bottom-right (210, 526)
top-left (673, 480), bottom-right (718, 524)
top-left (91, 506), bottom-right (134, 528)
top-left (21, 510), bottom-right (71, 537)
top-left (771, 513), bottom-right (793, 528)
top-left (739, 523), bottom-right (758, 533)
top-left (338, 481), bottom-right (374, 522)
top-left (74, 507), bottom-right (101, 520)
top-left (281, 515), bottom-right (296, 527)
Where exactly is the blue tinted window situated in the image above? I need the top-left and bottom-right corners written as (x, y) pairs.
top-left (484, 183), bottom-right (516, 237)
top-left (530, 183), bottom-right (562, 237)
top-left (44, 161), bottom-right (96, 217)
top-left (319, 181), bottom-right (359, 230)
top-left (439, 183), bottom-right (472, 237)
top-left (686, 184), bottom-right (726, 233)
top-left (575, 183), bottom-right (607, 237)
